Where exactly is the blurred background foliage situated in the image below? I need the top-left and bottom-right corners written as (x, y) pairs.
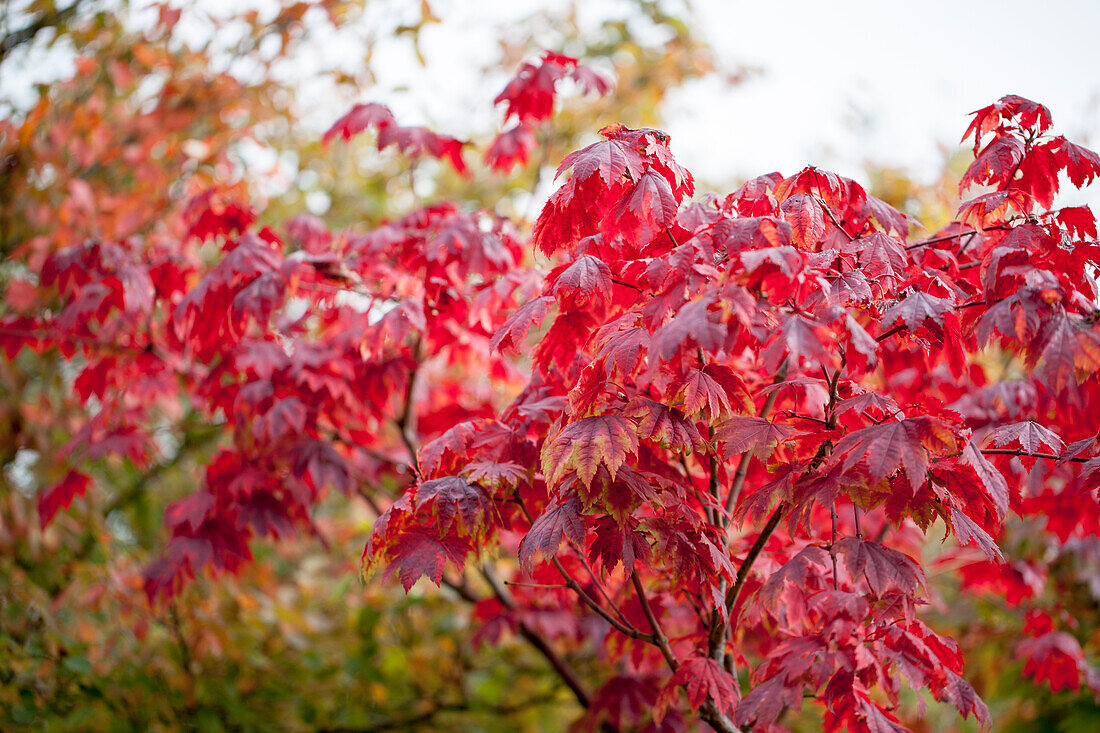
top-left (1, 0), bottom-right (1098, 731)
top-left (0, 1), bottom-right (729, 730)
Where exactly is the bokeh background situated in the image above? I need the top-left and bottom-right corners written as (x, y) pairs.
top-left (2, 1), bottom-right (1099, 730)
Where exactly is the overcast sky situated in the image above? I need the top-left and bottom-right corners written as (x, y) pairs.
top-left (675, 0), bottom-right (1100, 190)
top-left (311, 0), bottom-right (1100, 204)
top-left (5, 0), bottom-right (1100, 206)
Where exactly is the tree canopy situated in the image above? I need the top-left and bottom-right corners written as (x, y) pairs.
top-left (2, 2), bottom-right (1100, 732)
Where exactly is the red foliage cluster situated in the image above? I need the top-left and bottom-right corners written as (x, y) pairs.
top-left (364, 93), bottom-right (1100, 730)
top-left (323, 101), bottom-right (467, 173)
top-left (8, 43), bottom-right (1100, 731)
top-left (486, 51), bottom-right (611, 173)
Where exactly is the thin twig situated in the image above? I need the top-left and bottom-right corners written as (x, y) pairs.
top-left (724, 361), bottom-right (789, 517)
top-left (822, 203), bottom-right (855, 241)
top-left (479, 563), bottom-right (596, 711)
top-left (630, 571), bottom-right (678, 671)
top-left (829, 502), bottom-right (840, 590)
top-left (980, 448), bottom-right (1086, 462)
top-left (397, 339), bottom-right (422, 473)
top-left (569, 542), bottom-right (634, 627)
top-left (513, 494), bottom-right (649, 640)
top-left (551, 556), bottom-right (651, 641)
top-left (504, 580), bottom-right (570, 589)
top-left (904, 225), bottom-right (1015, 251)
top-left (611, 278), bottom-right (641, 292)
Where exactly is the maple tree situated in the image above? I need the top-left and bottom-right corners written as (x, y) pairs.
top-left (5, 3), bottom-right (1100, 730)
top-left (367, 90), bottom-right (1100, 731)
top-left (0, 2), bottom-right (733, 730)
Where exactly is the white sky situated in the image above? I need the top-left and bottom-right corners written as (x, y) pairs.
top-left (292, 0), bottom-right (1100, 207)
top-left (675, 0), bottom-right (1100, 190)
top-left (4, 0), bottom-right (1100, 206)
top-left (345, 0), bottom-right (1100, 208)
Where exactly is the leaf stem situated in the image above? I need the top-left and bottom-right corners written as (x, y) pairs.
top-left (553, 556), bottom-right (651, 641)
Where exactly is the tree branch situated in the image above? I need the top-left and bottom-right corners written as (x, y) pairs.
top-left (822, 203), bottom-right (855, 241)
top-left (980, 448), bottom-right (1087, 463)
top-left (0, 0), bottom-right (85, 63)
top-left (354, 484), bottom-right (600, 715)
top-left (513, 494), bottom-right (648, 639)
top-left (904, 224), bottom-right (1008, 251)
top-left (699, 701), bottom-right (743, 733)
top-left (397, 354), bottom-right (421, 474)
top-left (479, 562), bottom-right (597, 711)
top-left (710, 364), bottom-right (841, 660)
top-left (630, 571), bottom-right (678, 671)
top-left (723, 361), bottom-right (788, 518)
top-left (707, 505), bottom-right (784, 658)
top-left (829, 501), bottom-right (840, 590)
top-left (167, 600), bottom-right (195, 684)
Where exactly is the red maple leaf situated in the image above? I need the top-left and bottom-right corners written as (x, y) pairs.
top-left (1052, 136), bottom-right (1100, 188)
top-left (671, 366), bottom-right (749, 424)
top-left (518, 494), bottom-right (585, 570)
top-left (541, 415), bottom-right (639, 487)
top-left (37, 470), bottom-right (92, 529)
top-left (376, 124), bottom-right (467, 174)
top-left (603, 167), bottom-right (679, 243)
top-left (880, 291), bottom-right (955, 334)
top-left (625, 397), bottom-right (706, 454)
top-left (532, 126), bottom-right (691, 255)
top-left (484, 124), bottom-right (537, 173)
top-left (985, 420), bottom-right (1064, 455)
top-left (835, 538), bottom-right (925, 596)
top-left (490, 296), bottom-right (553, 354)
top-left (664, 655), bottom-right (739, 718)
top-left (587, 514), bottom-right (650, 573)
top-left (649, 295), bottom-right (724, 361)
top-left (843, 232), bottom-right (908, 287)
top-left (963, 95), bottom-right (1052, 153)
top-left (779, 193), bottom-right (828, 247)
top-left (957, 190), bottom-right (1035, 230)
top-left (494, 51), bottom-right (610, 125)
top-left (935, 670), bottom-right (992, 730)
top-left (1017, 632), bottom-right (1085, 693)
top-left (322, 102), bottom-right (395, 144)
top-left (960, 134), bottom-right (1025, 192)
top-left (734, 675), bottom-right (803, 729)
top-left (414, 476), bottom-right (493, 534)
top-left (387, 528), bottom-right (471, 591)
top-left (833, 418), bottom-right (955, 492)
top-left (1055, 205), bottom-right (1097, 239)
top-left (715, 416), bottom-right (793, 460)
top-left (948, 507), bottom-right (1003, 561)
top-left (551, 254), bottom-right (613, 311)
top-left (182, 189), bottom-right (257, 242)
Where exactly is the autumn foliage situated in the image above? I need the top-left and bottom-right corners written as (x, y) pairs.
top-left (5, 25), bottom-right (1100, 732)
